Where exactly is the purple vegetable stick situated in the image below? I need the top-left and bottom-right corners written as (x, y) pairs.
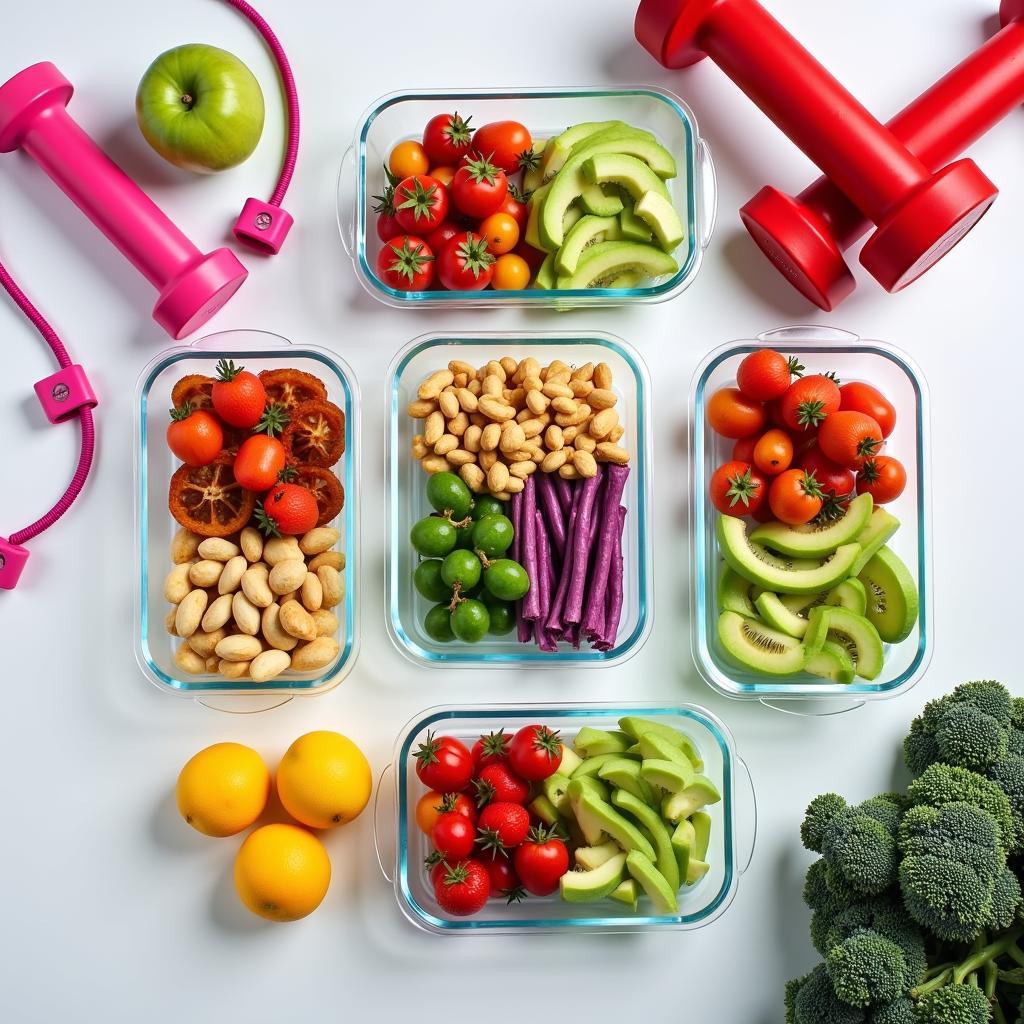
top-left (521, 475), bottom-right (541, 622)
top-left (545, 481), bottom-right (581, 635)
top-left (582, 464), bottom-right (629, 637)
top-left (511, 491), bottom-right (531, 643)
top-left (564, 467), bottom-right (604, 626)
top-left (554, 474), bottom-right (573, 516)
top-left (535, 472), bottom-right (567, 560)
top-left (533, 509), bottom-right (557, 650)
top-left (599, 505), bottom-right (627, 651)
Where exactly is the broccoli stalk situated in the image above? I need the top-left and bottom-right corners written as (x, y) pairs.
top-left (912, 927), bottom-right (1024, 997)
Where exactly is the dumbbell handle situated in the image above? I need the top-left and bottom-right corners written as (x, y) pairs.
top-left (809, 17), bottom-right (1024, 250)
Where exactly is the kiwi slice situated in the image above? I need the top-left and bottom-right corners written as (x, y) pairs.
top-left (805, 640), bottom-right (856, 684)
top-left (755, 591), bottom-right (809, 639)
top-left (858, 546), bottom-right (918, 643)
top-left (849, 507), bottom-right (900, 576)
top-left (805, 607), bottom-right (884, 681)
top-left (717, 611), bottom-right (806, 676)
top-left (718, 565), bottom-right (758, 617)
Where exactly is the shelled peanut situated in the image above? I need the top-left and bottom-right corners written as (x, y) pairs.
top-left (164, 524), bottom-right (345, 682)
top-left (408, 356), bottom-right (630, 498)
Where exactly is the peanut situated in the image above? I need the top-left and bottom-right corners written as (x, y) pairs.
top-left (481, 373), bottom-right (503, 397)
top-left (187, 627), bottom-right (228, 659)
top-left (307, 551), bottom-right (345, 573)
top-left (485, 360), bottom-right (506, 382)
top-left (170, 528), bottom-right (201, 564)
top-left (218, 555), bottom-right (247, 595)
top-left (434, 434), bottom-right (458, 456)
top-left (571, 362), bottom-right (595, 382)
top-left (299, 527), bottom-right (339, 555)
top-left (570, 379), bottom-right (594, 399)
top-left (189, 559), bottom-right (223, 588)
top-left (457, 388), bottom-right (478, 413)
top-left (509, 460), bottom-right (536, 479)
top-left (291, 638), bottom-right (341, 671)
top-left (317, 566), bottom-right (344, 609)
top-left (551, 396), bottom-right (576, 415)
top-left (594, 362), bottom-right (613, 389)
top-left (175, 589), bottom-right (208, 638)
top-left (411, 435), bottom-right (429, 459)
top-left (218, 659), bottom-right (250, 679)
top-left (215, 634), bottom-right (262, 662)
top-left (197, 537), bottom-right (239, 562)
top-left (506, 477), bottom-right (525, 494)
top-left (460, 463), bottom-right (486, 493)
top-left (542, 381), bottom-right (573, 400)
top-left (250, 649), bottom-right (292, 683)
top-left (555, 403), bottom-right (591, 428)
top-left (588, 388), bottom-right (617, 410)
top-left (312, 609), bottom-right (339, 637)
top-left (301, 572), bottom-right (323, 612)
top-left (270, 558), bottom-right (308, 596)
top-left (280, 599), bottom-right (317, 641)
top-left (573, 450), bottom-right (598, 478)
top-left (453, 372), bottom-right (468, 388)
top-left (480, 423), bottom-right (501, 451)
top-left (164, 562), bottom-right (194, 604)
top-left (446, 449), bottom-right (474, 467)
top-left (545, 424), bottom-right (565, 451)
top-left (438, 390), bottom-right (460, 419)
top-left (595, 442), bottom-right (630, 465)
top-left (525, 390), bottom-right (549, 415)
top-left (541, 449), bottom-right (568, 473)
top-left (423, 410), bottom-right (444, 445)
top-left (478, 396), bottom-right (515, 422)
top-left (418, 369), bottom-right (454, 400)
top-left (448, 359), bottom-right (476, 378)
top-left (520, 418), bottom-right (544, 438)
top-left (559, 464), bottom-right (580, 480)
top-left (575, 433), bottom-right (597, 454)
top-left (263, 536), bottom-right (301, 566)
top-left (589, 408), bottom-right (618, 440)
top-left (206, 655), bottom-right (220, 673)
top-left (421, 454), bottom-right (449, 473)
top-left (165, 607), bottom-right (179, 636)
top-left (232, 591), bottom-right (261, 636)
top-left (499, 355), bottom-right (518, 377)
top-left (201, 593), bottom-right (234, 633)
top-left (499, 423), bottom-right (526, 453)
top-left (175, 644), bottom-right (207, 676)
top-left (448, 412), bottom-right (469, 436)
top-left (609, 424), bottom-right (625, 443)
top-left (479, 449), bottom-right (498, 472)
top-left (463, 425), bottom-right (482, 453)
top-left (262, 603), bottom-right (299, 651)
top-left (241, 564), bottom-right (274, 608)
top-left (487, 461), bottom-right (510, 494)
top-left (407, 398), bottom-right (437, 418)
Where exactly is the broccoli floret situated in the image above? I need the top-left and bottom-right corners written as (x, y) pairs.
top-left (901, 803), bottom-right (1005, 879)
top-left (825, 899), bottom-right (928, 988)
top-left (983, 865), bottom-right (1023, 932)
top-left (870, 998), bottom-right (916, 1024)
top-left (859, 795), bottom-right (905, 838)
top-left (822, 806), bottom-right (900, 896)
top-left (827, 929), bottom-right (908, 1007)
top-left (805, 858), bottom-right (864, 954)
top-left (791, 964), bottom-right (868, 1024)
top-left (913, 984), bottom-right (991, 1024)
top-left (936, 703), bottom-right (1009, 772)
top-left (805, 794), bottom-right (852, 852)
top-left (1010, 698), bottom-right (1024, 757)
top-left (954, 680), bottom-right (1014, 726)
top-left (989, 754), bottom-right (1024, 848)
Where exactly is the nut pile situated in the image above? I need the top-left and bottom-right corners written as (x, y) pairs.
top-left (164, 525), bottom-right (345, 683)
top-left (409, 356), bottom-right (631, 499)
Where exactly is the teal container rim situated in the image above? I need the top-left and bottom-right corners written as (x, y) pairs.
top-left (392, 703), bottom-right (740, 933)
top-left (386, 331), bottom-right (653, 667)
top-left (133, 330), bottom-right (360, 697)
top-left (690, 329), bottom-right (933, 702)
top-left (348, 86), bottom-right (706, 305)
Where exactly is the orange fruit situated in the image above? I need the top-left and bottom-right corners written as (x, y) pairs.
top-left (389, 140), bottom-right (429, 179)
top-left (276, 730), bottom-right (372, 829)
top-left (234, 823), bottom-right (331, 922)
top-left (176, 742), bottom-right (270, 837)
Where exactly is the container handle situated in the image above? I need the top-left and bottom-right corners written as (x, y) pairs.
top-left (696, 137), bottom-right (718, 252)
top-left (756, 325), bottom-right (860, 346)
top-left (187, 329), bottom-right (297, 355)
top-left (759, 696), bottom-right (866, 717)
top-left (337, 146), bottom-right (358, 258)
top-left (737, 755), bottom-right (757, 875)
top-left (372, 762), bottom-right (396, 884)
top-left (196, 693), bottom-right (293, 713)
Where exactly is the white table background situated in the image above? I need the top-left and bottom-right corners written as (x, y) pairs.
top-left (2, 0), bottom-right (1020, 1019)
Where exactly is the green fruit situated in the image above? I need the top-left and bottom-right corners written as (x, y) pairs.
top-left (857, 546), bottom-right (919, 643)
top-left (483, 558), bottom-right (530, 601)
top-left (717, 610), bottom-right (807, 675)
top-left (804, 607), bottom-right (884, 681)
top-left (450, 598), bottom-right (490, 643)
top-left (426, 472), bottom-right (473, 519)
top-left (481, 592), bottom-right (516, 635)
top-left (472, 514), bottom-right (514, 557)
top-left (410, 516), bottom-right (457, 557)
top-left (424, 604), bottom-right (454, 643)
top-left (455, 519), bottom-right (476, 550)
top-left (471, 495), bottom-right (506, 521)
top-left (135, 44), bottom-right (264, 173)
top-left (440, 549), bottom-right (482, 591)
top-left (413, 559), bottom-right (451, 602)
top-left (625, 850), bottom-right (678, 915)
top-left (560, 852), bottom-right (627, 903)
top-left (805, 640), bottom-right (856, 684)
top-left (718, 566), bottom-right (759, 617)
top-left (750, 492), bottom-right (873, 557)
top-left (849, 507), bottom-right (900, 576)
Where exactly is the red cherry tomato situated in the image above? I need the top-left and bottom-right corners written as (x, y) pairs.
top-left (752, 428), bottom-right (794, 477)
top-left (431, 812), bottom-right (476, 861)
top-left (769, 469), bottom-right (824, 525)
top-left (415, 791), bottom-right (475, 836)
top-left (451, 154), bottom-right (508, 219)
top-left (414, 733), bottom-right (474, 792)
top-left (507, 725), bottom-right (563, 782)
top-left (818, 410), bottom-right (884, 469)
top-left (474, 762), bottom-right (531, 806)
top-left (422, 111), bottom-right (474, 167)
top-left (424, 220), bottom-right (461, 256)
top-left (709, 460), bottom-right (767, 516)
top-left (497, 187), bottom-right (529, 231)
top-left (376, 235), bottom-right (434, 291)
top-left (513, 826), bottom-right (570, 897)
top-left (736, 349), bottom-right (800, 401)
top-left (798, 445), bottom-right (856, 498)
top-left (472, 729), bottom-right (511, 769)
top-left (514, 239), bottom-right (546, 277)
top-left (732, 436), bottom-right (758, 463)
top-left (233, 434), bottom-right (286, 491)
top-left (707, 387), bottom-right (766, 439)
top-left (260, 482), bottom-right (319, 535)
top-left (436, 232), bottom-right (496, 291)
top-left (779, 375), bottom-right (841, 434)
top-left (166, 407), bottom-right (223, 467)
top-left (393, 175), bottom-right (449, 235)
top-left (857, 456), bottom-right (906, 504)
top-left (485, 856), bottom-right (520, 899)
top-left (211, 359), bottom-right (266, 429)
top-left (839, 381), bottom-right (897, 438)
top-left (469, 121), bottom-right (533, 175)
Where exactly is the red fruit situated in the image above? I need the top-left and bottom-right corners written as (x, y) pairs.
top-left (431, 811), bottom-right (476, 861)
top-left (233, 434), bottom-right (287, 492)
top-left (212, 359), bottom-right (266, 429)
top-left (472, 729), bottom-right (511, 769)
top-left (423, 220), bottom-right (461, 256)
top-left (426, 852), bottom-right (448, 888)
top-left (422, 111), bottom-right (474, 166)
top-left (513, 825), bottom-right (570, 897)
top-left (451, 153), bottom-right (508, 219)
top-left (752, 428), bottom-right (794, 477)
top-left (470, 120), bottom-right (532, 175)
top-left (414, 733), bottom-right (474, 793)
top-left (857, 456), bottom-right (906, 504)
top-left (257, 483), bottom-right (319, 536)
top-left (769, 469), bottom-right (825, 526)
top-left (779, 374), bottom-right (841, 433)
top-left (736, 349), bottom-right (802, 401)
top-left (475, 801), bottom-right (531, 857)
top-left (514, 239), bottom-right (546, 276)
top-left (709, 460), bottom-right (767, 517)
top-left (732, 436), bottom-right (758, 463)
top-left (839, 381), bottom-right (897, 438)
top-left (434, 859), bottom-right (490, 917)
top-left (436, 232), bottom-right (495, 291)
top-left (473, 762), bottom-right (530, 807)
top-left (484, 856), bottom-right (523, 902)
top-left (375, 235), bottom-right (434, 291)
top-left (817, 410), bottom-right (884, 469)
top-left (166, 406), bottom-right (223, 467)
top-left (798, 445), bottom-right (855, 499)
top-left (707, 387), bottom-right (766, 439)
top-left (393, 174), bottom-right (449, 235)
top-left (507, 725), bottom-right (563, 782)
top-left (498, 185), bottom-right (530, 231)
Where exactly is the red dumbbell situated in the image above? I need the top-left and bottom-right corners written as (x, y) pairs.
top-left (740, 0), bottom-right (1024, 310)
top-left (634, 0), bottom-right (999, 294)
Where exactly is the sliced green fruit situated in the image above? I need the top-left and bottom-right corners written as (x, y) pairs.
top-left (567, 778), bottom-right (606, 845)
top-left (555, 214), bottom-right (623, 276)
top-left (541, 121), bottom-right (626, 178)
top-left (613, 789), bottom-right (680, 891)
top-left (575, 840), bottom-right (622, 871)
top-left (572, 776), bottom-right (611, 804)
top-left (755, 591), bottom-right (810, 639)
top-left (524, 182), bottom-right (551, 251)
top-left (560, 851), bottom-right (627, 903)
top-left (542, 773), bottom-right (572, 815)
top-left (662, 773), bottom-right (721, 823)
top-left (691, 811), bottom-right (712, 861)
top-left (637, 732), bottom-right (694, 773)
top-left (827, 578), bottom-right (867, 616)
top-left (858, 546), bottom-right (918, 643)
top-left (718, 565), bottom-right (758, 617)
top-left (577, 791), bottom-right (656, 861)
top-left (529, 794), bottom-right (560, 826)
top-left (620, 204), bottom-right (653, 242)
top-left (626, 851), bottom-right (678, 914)
top-left (522, 138), bottom-right (548, 193)
top-left (671, 819), bottom-right (694, 880)
top-left (633, 190), bottom-right (684, 252)
top-left (579, 182), bottom-right (624, 217)
top-left (716, 514), bottom-right (862, 595)
top-left (805, 607), bottom-right (884, 681)
top-left (572, 753), bottom-right (635, 779)
top-left (849, 507), bottom-right (900, 576)
top-left (558, 745), bottom-right (583, 776)
top-left (718, 611), bottom-right (807, 675)
top-left (534, 251), bottom-right (558, 290)
top-left (750, 493), bottom-right (873, 557)
top-left (556, 240), bottom-right (677, 289)
top-left (686, 856), bottom-right (711, 885)
top-left (562, 204), bottom-right (585, 233)
top-left (618, 717), bottom-right (703, 771)
top-left (805, 639), bottom-right (856, 684)
top-left (640, 758), bottom-right (693, 794)
top-left (597, 757), bottom-right (659, 807)
top-left (573, 726), bottom-right (632, 758)
top-left (605, 270), bottom-right (644, 289)
top-left (581, 153), bottom-right (671, 203)
top-left (609, 879), bottom-right (639, 911)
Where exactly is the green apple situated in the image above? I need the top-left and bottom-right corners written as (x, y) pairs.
top-left (136, 44), bottom-right (264, 173)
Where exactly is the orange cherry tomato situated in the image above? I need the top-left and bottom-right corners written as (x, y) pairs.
top-left (839, 381), bottom-right (897, 438)
top-left (753, 428), bottom-right (794, 476)
top-left (414, 791), bottom-right (475, 835)
top-left (736, 348), bottom-right (799, 401)
top-left (166, 407), bottom-right (223, 467)
top-left (492, 253), bottom-right (531, 290)
top-left (779, 374), bottom-right (841, 433)
top-left (429, 165), bottom-right (457, 188)
top-left (857, 456), bottom-right (906, 504)
top-left (769, 469), bottom-right (824, 525)
top-left (706, 387), bottom-right (766, 439)
top-left (389, 140), bottom-right (429, 179)
top-left (478, 211), bottom-right (519, 255)
top-left (818, 410), bottom-right (884, 468)
top-left (234, 434), bottom-right (287, 492)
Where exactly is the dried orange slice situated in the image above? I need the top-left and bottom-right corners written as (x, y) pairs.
top-left (282, 400), bottom-right (345, 468)
top-left (291, 465), bottom-right (344, 527)
top-left (259, 368), bottom-right (327, 411)
top-left (171, 374), bottom-right (214, 411)
top-left (169, 455), bottom-right (256, 537)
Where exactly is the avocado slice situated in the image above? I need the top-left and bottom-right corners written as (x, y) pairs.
top-left (620, 204), bottom-right (653, 242)
top-left (609, 879), bottom-right (639, 911)
top-left (755, 591), bottom-right (811, 639)
top-left (560, 851), bottom-right (627, 903)
top-left (691, 811), bottom-right (712, 861)
top-left (597, 757), bottom-right (659, 807)
top-left (569, 776), bottom-right (611, 804)
top-left (572, 753), bottom-right (635, 780)
top-left (533, 251), bottom-right (558, 290)
top-left (640, 758), bottom-right (693, 795)
top-left (541, 121), bottom-right (627, 178)
top-left (575, 840), bottom-right (622, 871)
top-left (858, 546), bottom-right (918, 643)
top-left (671, 819), bottom-right (694, 880)
top-left (524, 183), bottom-right (551, 251)
top-left (555, 214), bottom-right (623, 276)
top-left (849, 507), bottom-right (900, 576)
top-left (716, 514), bottom-right (862, 595)
top-left (618, 717), bottom-right (704, 771)
top-left (612, 789), bottom-right (680, 891)
top-left (567, 778), bottom-right (606, 845)
top-left (577, 790), bottom-right (656, 861)
top-left (581, 153), bottom-right (671, 204)
top-left (662, 773), bottom-right (722, 823)
top-left (805, 607), bottom-right (885, 681)
top-left (805, 639), bottom-right (856, 684)
top-left (718, 611), bottom-right (807, 676)
top-left (626, 851), bottom-right (678, 914)
top-left (778, 578), bottom-right (866, 620)
top-left (522, 138), bottom-right (548, 194)
top-left (556, 240), bottom-right (678, 289)
top-left (633, 190), bottom-right (685, 252)
top-left (637, 732), bottom-right (695, 773)
top-left (579, 182), bottom-right (625, 217)
top-left (573, 726), bottom-right (633, 758)
top-left (558, 744), bottom-right (583, 776)
top-left (529, 794), bottom-right (561, 826)
top-left (750, 493), bottom-right (873, 557)
top-left (686, 856), bottom-right (711, 886)
top-left (542, 773), bottom-right (572, 815)
top-left (718, 565), bottom-right (759, 617)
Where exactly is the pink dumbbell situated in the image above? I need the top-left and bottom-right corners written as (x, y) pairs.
top-left (0, 62), bottom-right (247, 339)
top-left (740, 0), bottom-right (1024, 309)
top-left (634, 0), bottom-right (999, 294)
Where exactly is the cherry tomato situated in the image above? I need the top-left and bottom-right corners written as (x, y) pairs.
top-left (416, 791), bottom-right (475, 836)
top-left (732, 436), bottom-right (758, 463)
top-left (437, 232), bottom-right (495, 291)
top-left (769, 469), bottom-right (824, 525)
top-left (434, 859), bottom-right (490, 917)
top-left (375, 235), bottom-right (434, 291)
top-left (478, 211), bottom-right (519, 255)
top-left (429, 165), bottom-right (456, 188)
top-left (736, 349), bottom-right (801, 401)
top-left (389, 140), bottom-right (429, 179)
top-left (818, 410), bottom-right (884, 468)
top-left (470, 121), bottom-right (533, 175)
top-left (472, 730), bottom-right (511, 769)
top-left (779, 374), bottom-right (841, 433)
top-left (372, 180), bottom-right (402, 242)
top-left (451, 154), bottom-right (508, 219)
top-left (514, 239), bottom-right (546, 276)
top-left (166, 406), bottom-right (223, 467)
top-left (393, 175), bottom-right (449, 235)
top-left (839, 381), bottom-right (897, 438)
top-left (431, 812), bottom-right (476, 861)
top-left (752, 428), bottom-right (794, 476)
top-left (422, 112), bottom-right (474, 167)
top-left (857, 456), bottom-right (906, 504)
top-left (798, 444), bottom-right (855, 498)
top-left (498, 187), bottom-right (529, 231)
top-left (707, 387), bottom-right (766, 439)
top-left (507, 725), bottom-right (563, 782)
top-left (709, 460), bottom-right (767, 516)
top-left (414, 733), bottom-right (474, 792)
top-left (259, 482), bottom-right (319, 535)
top-left (233, 434), bottom-right (286, 491)
top-left (211, 359), bottom-right (266, 429)
top-left (423, 221), bottom-right (461, 256)
top-left (485, 856), bottom-right (521, 900)
top-left (492, 253), bottom-right (531, 290)
top-left (513, 826), bottom-right (570, 897)
top-left (474, 762), bottom-right (530, 806)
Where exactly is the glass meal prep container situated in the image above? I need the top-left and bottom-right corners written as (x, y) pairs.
top-left (689, 326), bottom-right (932, 711)
top-left (134, 330), bottom-right (360, 709)
top-left (387, 331), bottom-right (652, 667)
top-left (374, 702), bottom-right (756, 935)
top-left (338, 86), bottom-right (716, 309)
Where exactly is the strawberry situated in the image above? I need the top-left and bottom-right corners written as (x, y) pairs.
top-left (434, 859), bottom-right (490, 917)
top-left (475, 801), bottom-right (530, 858)
top-left (473, 762), bottom-right (530, 807)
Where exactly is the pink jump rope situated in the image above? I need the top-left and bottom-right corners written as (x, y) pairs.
top-left (0, 0), bottom-right (299, 590)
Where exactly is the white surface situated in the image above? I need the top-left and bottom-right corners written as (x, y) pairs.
top-left (1, 0), bottom-right (1020, 1020)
